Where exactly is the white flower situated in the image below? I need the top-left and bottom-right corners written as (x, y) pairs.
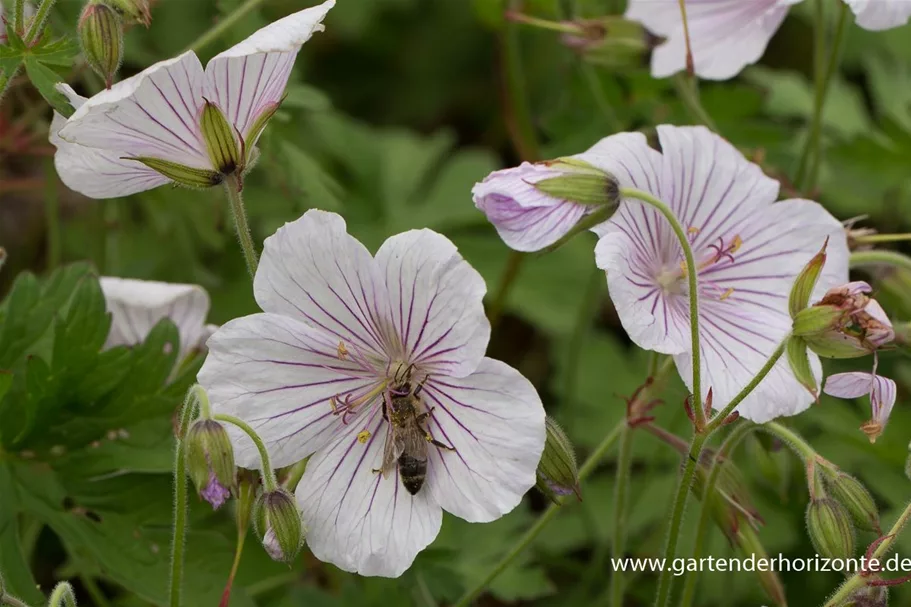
top-left (101, 277), bottom-right (216, 362)
top-left (197, 210), bottom-right (546, 577)
top-left (824, 372), bottom-right (897, 442)
top-left (590, 125), bottom-right (849, 422)
top-left (49, 0), bottom-right (334, 198)
top-left (627, 0), bottom-right (911, 80)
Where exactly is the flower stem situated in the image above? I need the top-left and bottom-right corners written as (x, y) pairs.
top-left (794, 0), bottom-right (848, 193)
top-left (213, 413), bottom-right (277, 491)
top-left (580, 64), bottom-right (620, 132)
top-left (185, 0), bottom-right (268, 53)
top-left (219, 528), bottom-right (246, 607)
top-left (223, 175), bottom-right (259, 279)
top-left (619, 187), bottom-right (703, 428)
top-left (853, 233), bottom-right (911, 244)
top-left (609, 423), bottom-right (634, 607)
top-left (169, 388), bottom-right (201, 607)
top-left (488, 250), bottom-right (525, 330)
top-left (824, 498), bottom-right (911, 606)
top-left (0, 596), bottom-right (30, 607)
top-left (501, 0), bottom-right (540, 162)
top-left (679, 422), bottom-right (757, 607)
top-left (671, 75), bottom-right (717, 132)
top-left (47, 583), bottom-right (76, 607)
top-left (23, 0), bottom-right (56, 44)
top-left (43, 157), bottom-right (61, 271)
top-left (562, 265), bottom-right (605, 407)
top-left (13, 0), bottom-right (25, 34)
top-left (850, 250), bottom-right (911, 274)
top-left (653, 336), bottom-right (788, 607)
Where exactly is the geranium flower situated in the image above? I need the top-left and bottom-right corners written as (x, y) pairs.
top-left (197, 210), bottom-right (546, 577)
top-left (627, 0), bottom-right (911, 80)
top-left (101, 277), bottom-right (216, 362)
top-left (590, 125), bottom-right (849, 422)
top-left (824, 372), bottom-right (897, 442)
top-left (49, 0), bottom-right (334, 198)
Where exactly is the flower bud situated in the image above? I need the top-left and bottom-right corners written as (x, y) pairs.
top-left (79, 2), bottom-right (124, 89)
top-left (796, 282), bottom-right (894, 359)
top-left (535, 417), bottom-right (580, 503)
top-left (185, 419), bottom-right (236, 509)
top-left (200, 99), bottom-right (243, 176)
top-left (562, 18), bottom-right (650, 70)
top-left (825, 472), bottom-right (880, 533)
top-left (844, 586), bottom-right (888, 607)
top-left (806, 498), bottom-right (856, 560)
top-left (127, 157), bottom-right (223, 189)
top-left (472, 159), bottom-right (619, 252)
top-left (255, 488), bottom-right (304, 563)
top-left (104, 0), bottom-right (151, 27)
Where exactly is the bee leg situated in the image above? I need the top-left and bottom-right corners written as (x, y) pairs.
top-left (426, 434), bottom-right (456, 451)
top-left (414, 375), bottom-right (430, 396)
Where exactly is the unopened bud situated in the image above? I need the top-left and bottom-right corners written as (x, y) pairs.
top-left (255, 489), bottom-right (303, 563)
top-left (786, 336), bottom-right (818, 397)
top-left (185, 419), bottom-right (236, 509)
top-left (535, 417), bottom-right (580, 504)
top-left (560, 18), bottom-right (649, 70)
top-left (200, 99), bottom-right (242, 176)
top-left (825, 472), bottom-right (880, 533)
top-left (79, 2), bottom-right (124, 89)
top-left (806, 498), bottom-right (856, 560)
top-left (534, 158), bottom-right (620, 207)
top-left (789, 240), bottom-right (827, 318)
top-left (844, 586), bottom-right (888, 607)
top-left (105, 0), bottom-right (151, 27)
top-left (797, 282), bottom-right (894, 359)
top-left (126, 157), bottom-right (223, 189)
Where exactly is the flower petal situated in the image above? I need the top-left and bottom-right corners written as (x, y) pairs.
top-left (824, 371), bottom-right (877, 399)
top-left (626, 0), bottom-right (795, 80)
top-left (198, 312), bottom-right (382, 468)
top-left (825, 372), bottom-right (897, 440)
top-left (58, 52), bottom-right (211, 171)
top-left (297, 407), bottom-right (442, 577)
top-left (100, 277), bottom-right (211, 360)
top-left (254, 209), bottom-right (395, 360)
top-left (50, 85), bottom-right (170, 198)
top-left (844, 0), bottom-right (911, 30)
top-left (471, 162), bottom-right (589, 252)
top-left (420, 357), bottom-right (545, 522)
top-left (204, 0), bottom-right (334, 139)
top-left (373, 229), bottom-right (489, 378)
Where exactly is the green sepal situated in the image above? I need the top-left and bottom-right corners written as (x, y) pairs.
top-left (534, 168), bottom-right (620, 207)
top-left (792, 305), bottom-right (843, 337)
top-left (803, 332), bottom-right (872, 360)
top-left (200, 100), bottom-right (242, 175)
top-left (805, 498), bottom-right (856, 560)
top-left (824, 471), bottom-right (880, 533)
top-left (244, 100), bottom-right (282, 161)
top-left (786, 336), bottom-right (817, 397)
top-left (788, 239), bottom-right (827, 318)
top-left (124, 157), bottom-right (222, 188)
top-left (255, 489), bottom-right (304, 563)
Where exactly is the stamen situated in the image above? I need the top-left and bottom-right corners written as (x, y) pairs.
top-left (337, 341), bottom-right (349, 360)
top-left (729, 234), bottom-right (742, 253)
top-left (719, 288), bottom-right (734, 301)
top-left (357, 430), bottom-right (371, 444)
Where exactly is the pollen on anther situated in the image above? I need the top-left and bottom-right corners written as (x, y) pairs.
top-left (720, 287), bottom-right (735, 301)
top-left (337, 341), bottom-right (349, 360)
top-left (357, 430), bottom-right (371, 444)
top-left (679, 260), bottom-right (688, 275)
top-left (730, 235), bottom-right (743, 254)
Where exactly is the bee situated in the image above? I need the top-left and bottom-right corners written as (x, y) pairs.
top-left (375, 365), bottom-right (455, 495)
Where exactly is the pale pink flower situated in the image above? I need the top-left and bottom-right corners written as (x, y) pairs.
top-left (824, 372), bottom-right (897, 442)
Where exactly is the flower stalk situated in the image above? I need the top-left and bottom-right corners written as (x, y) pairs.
top-left (185, 0), bottom-right (268, 53)
top-left (213, 414), bottom-right (277, 491)
top-left (48, 582), bottom-right (77, 607)
top-left (850, 250), bottom-right (911, 274)
top-left (224, 175), bottom-right (259, 279)
top-left (610, 423), bottom-right (634, 606)
top-left (24, 0), bottom-right (57, 44)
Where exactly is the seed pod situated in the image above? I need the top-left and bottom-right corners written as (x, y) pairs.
top-left (78, 2), bottom-right (124, 89)
top-left (806, 497), bottom-right (856, 560)
top-left (535, 417), bottom-right (580, 504)
top-left (255, 488), bottom-right (304, 563)
top-left (185, 419), bottom-right (236, 509)
top-left (826, 472), bottom-right (880, 533)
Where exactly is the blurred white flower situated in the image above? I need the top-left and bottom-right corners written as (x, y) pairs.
top-left (101, 277), bottom-right (216, 362)
top-left (627, 0), bottom-right (911, 80)
top-left (49, 0), bottom-right (334, 198)
top-left (198, 210), bottom-right (546, 577)
top-left (590, 125), bottom-right (849, 422)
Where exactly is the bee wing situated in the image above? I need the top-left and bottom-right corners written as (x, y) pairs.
top-left (402, 427), bottom-right (428, 462)
top-left (379, 422), bottom-right (397, 479)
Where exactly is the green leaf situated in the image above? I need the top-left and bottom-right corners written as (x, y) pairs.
top-left (0, 465), bottom-right (43, 604)
top-left (23, 56), bottom-right (73, 117)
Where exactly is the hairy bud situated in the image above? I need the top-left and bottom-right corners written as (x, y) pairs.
top-left (825, 472), bottom-right (880, 533)
top-left (845, 586), bottom-right (888, 607)
top-left (255, 489), bottom-right (304, 563)
top-left (185, 419), bottom-right (236, 509)
top-left (535, 417), bottom-right (581, 503)
top-left (78, 1), bottom-right (124, 89)
top-left (104, 0), bottom-right (151, 27)
top-left (806, 498), bottom-right (856, 560)
top-left (200, 99), bottom-right (243, 176)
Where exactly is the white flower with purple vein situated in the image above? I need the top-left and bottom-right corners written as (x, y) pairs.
top-left (824, 372), bottom-right (897, 442)
top-left (49, 0), bottom-right (334, 198)
top-left (198, 210), bottom-right (546, 577)
top-left (588, 125), bottom-right (849, 422)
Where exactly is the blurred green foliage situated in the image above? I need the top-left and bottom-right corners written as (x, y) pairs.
top-left (3, 0), bottom-right (911, 606)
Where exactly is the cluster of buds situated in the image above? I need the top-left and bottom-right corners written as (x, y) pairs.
top-left (804, 459), bottom-right (880, 561)
top-left (535, 417), bottom-right (581, 503)
top-left (78, 0), bottom-right (151, 88)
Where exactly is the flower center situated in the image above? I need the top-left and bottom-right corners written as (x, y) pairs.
top-left (655, 233), bottom-right (743, 301)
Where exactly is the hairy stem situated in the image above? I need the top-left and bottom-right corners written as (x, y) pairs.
top-left (47, 583), bottom-right (76, 607)
top-left (488, 250), bottom-right (525, 330)
top-left (0, 595), bottom-right (31, 607)
top-left (853, 233), bottom-right (911, 244)
top-left (824, 499), bottom-right (911, 606)
top-left (186, 0), bottom-right (268, 53)
top-left (850, 250), bottom-right (911, 274)
top-left (13, 0), bottom-right (25, 34)
top-left (214, 414), bottom-right (277, 491)
top-left (23, 0), bottom-right (56, 44)
top-left (679, 423), bottom-right (757, 607)
top-left (223, 175), bottom-right (259, 279)
top-left (609, 423), bottom-right (634, 607)
top-left (761, 421), bottom-right (821, 463)
top-left (169, 388), bottom-right (201, 607)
